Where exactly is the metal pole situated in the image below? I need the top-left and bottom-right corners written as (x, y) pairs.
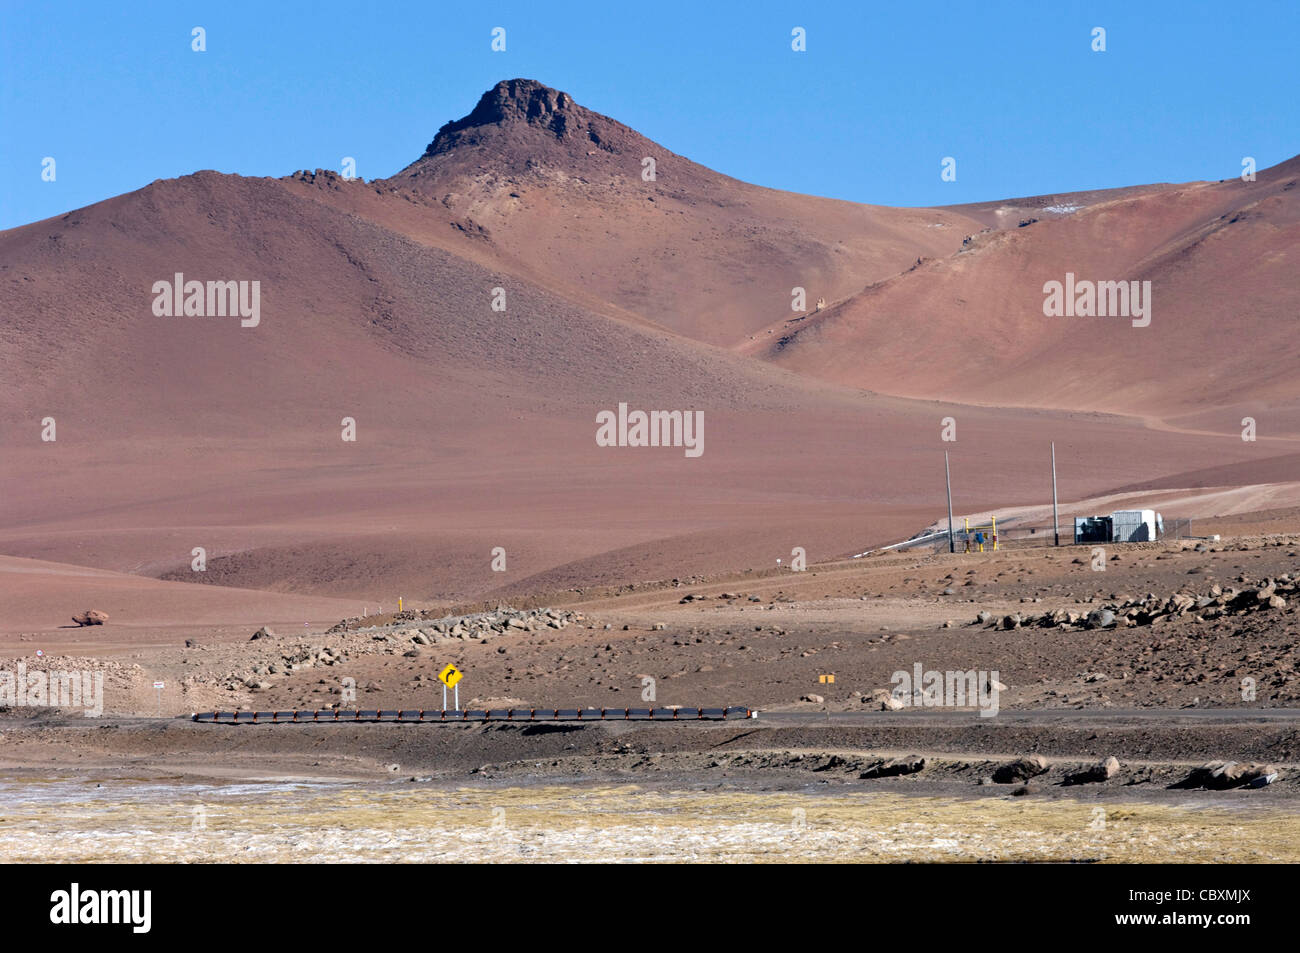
top-left (443, 683), bottom-right (447, 712)
top-left (945, 451), bottom-right (955, 554)
top-left (1051, 442), bottom-right (1060, 547)
top-left (454, 684), bottom-right (459, 710)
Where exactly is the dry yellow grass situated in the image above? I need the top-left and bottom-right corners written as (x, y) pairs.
top-left (1, 779), bottom-right (1296, 863)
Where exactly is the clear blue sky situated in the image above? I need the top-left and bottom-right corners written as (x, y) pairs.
top-left (2, 0), bottom-right (1296, 229)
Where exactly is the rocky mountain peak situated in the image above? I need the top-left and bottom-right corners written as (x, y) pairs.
top-left (421, 79), bottom-right (593, 157)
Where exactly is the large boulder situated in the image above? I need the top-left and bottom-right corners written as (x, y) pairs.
top-left (1175, 761), bottom-right (1279, 790)
top-left (993, 755), bottom-right (1049, 784)
top-left (1085, 608), bottom-right (1116, 629)
top-left (1063, 756), bottom-right (1120, 786)
top-left (72, 610), bottom-right (108, 626)
top-left (867, 688), bottom-right (905, 710)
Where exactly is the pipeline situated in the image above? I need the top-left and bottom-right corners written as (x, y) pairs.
top-left (192, 706), bottom-right (756, 724)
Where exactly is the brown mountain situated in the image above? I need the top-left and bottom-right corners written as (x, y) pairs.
top-left (1, 78), bottom-right (1296, 626)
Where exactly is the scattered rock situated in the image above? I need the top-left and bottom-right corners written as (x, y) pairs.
top-left (860, 755), bottom-right (926, 779)
top-left (1063, 756), bottom-right (1120, 786)
top-left (977, 572), bottom-right (1298, 633)
top-left (812, 755), bottom-right (850, 772)
top-left (327, 605), bottom-right (581, 639)
top-left (72, 610), bottom-right (108, 626)
top-left (993, 755), bottom-right (1048, 784)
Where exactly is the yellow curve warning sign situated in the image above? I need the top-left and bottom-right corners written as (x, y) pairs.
top-left (438, 664), bottom-right (463, 688)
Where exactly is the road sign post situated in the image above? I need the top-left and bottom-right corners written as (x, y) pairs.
top-left (1051, 442), bottom-right (1061, 547)
top-left (153, 681), bottom-right (164, 717)
top-left (945, 451), bottom-right (955, 554)
top-left (438, 664), bottom-right (463, 711)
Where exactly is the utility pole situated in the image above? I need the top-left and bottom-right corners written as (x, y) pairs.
top-left (1051, 442), bottom-right (1060, 547)
top-left (945, 451), bottom-right (955, 554)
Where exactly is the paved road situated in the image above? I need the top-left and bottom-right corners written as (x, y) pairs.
top-left (28, 707), bottom-right (1299, 729)
top-left (759, 707), bottom-right (1300, 726)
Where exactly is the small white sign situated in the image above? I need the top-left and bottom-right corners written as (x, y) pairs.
top-left (153, 681), bottom-right (165, 689)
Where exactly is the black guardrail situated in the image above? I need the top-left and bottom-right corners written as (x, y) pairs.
top-left (192, 707), bottom-right (757, 724)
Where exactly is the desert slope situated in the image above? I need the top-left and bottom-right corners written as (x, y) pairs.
top-left (754, 156), bottom-right (1300, 419)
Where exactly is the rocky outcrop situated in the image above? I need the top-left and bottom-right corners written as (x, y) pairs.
top-left (860, 755), bottom-right (926, 779)
top-left (328, 605), bottom-right (581, 641)
top-left (975, 573), bottom-right (1297, 632)
top-left (413, 79), bottom-right (648, 165)
top-left (395, 607), bottom-right (580, 645)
